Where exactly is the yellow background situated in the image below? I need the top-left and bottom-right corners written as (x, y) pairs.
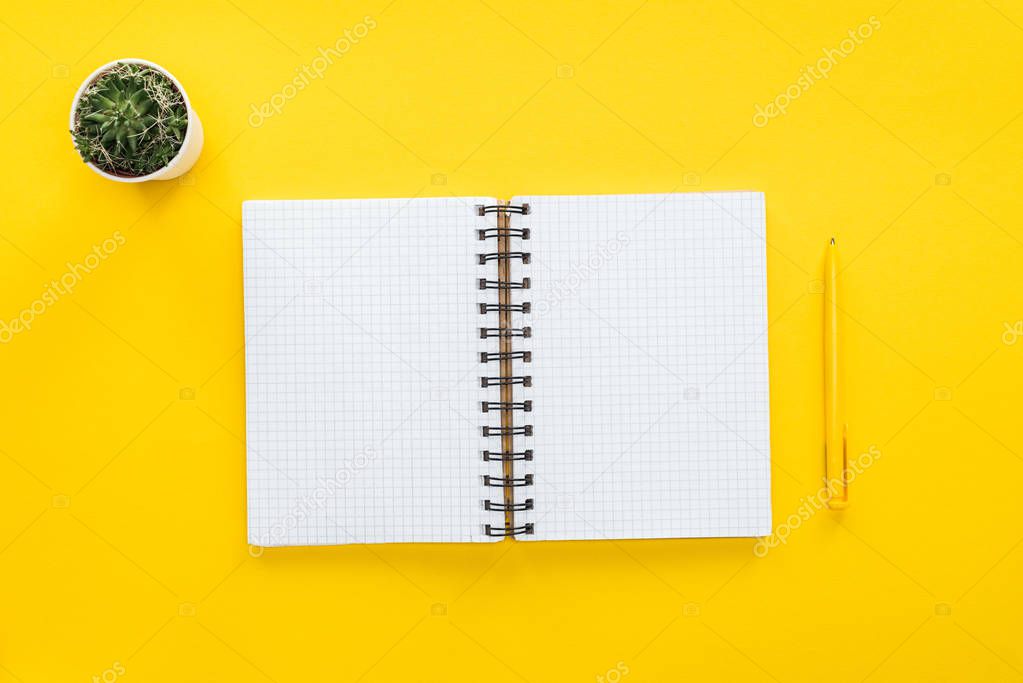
top-left (1, 0), bottom-right (1022, 680)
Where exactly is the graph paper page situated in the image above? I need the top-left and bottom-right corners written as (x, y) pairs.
top-left (243, 197), bottom-right (498, 545)
top-left (516, 193), bottom-right (771, 541)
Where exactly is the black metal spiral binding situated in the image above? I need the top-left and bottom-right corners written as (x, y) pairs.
top-left (479, 327), bottom-right (531, 339)
top-left (485, 523), bottom-right (534, 537)
top-left (479, 303), bottom-right (531, 314)
top-left (480, 350), bottom-right (531, 363)
top-left (481, 400), bottom-right (532, 412)
top-left (478, 278), bottom-right (530, 290)
top-left (483, 474), bottom-right (534, 487)
top-left (485, 499), bottom-right (534, 512)
top-left (482, 449), bottom-right (533, 462)
top-left (482, 423), bottom-right (536, 435)
top-left (478, 251), bottom-right (531, 264)
top-left (477, 203), bottom-right (530, 215)
top-left (478, 227), bottom-right (530, 240)
top-left (480, 375), bottom-right (532, 387)
top-left (479, 203), bottom-right (534, 539)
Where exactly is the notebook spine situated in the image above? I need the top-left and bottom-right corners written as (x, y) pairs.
top-left (477, 202), bottom-right (534, 538)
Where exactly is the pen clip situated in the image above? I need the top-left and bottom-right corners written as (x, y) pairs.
top-left (828, 425), bottom-right (850, 509)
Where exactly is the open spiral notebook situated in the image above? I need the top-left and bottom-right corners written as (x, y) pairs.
top-left (242, 192), bottom-right (771, 546)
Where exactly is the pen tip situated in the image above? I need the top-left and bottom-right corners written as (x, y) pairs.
top-left (830, 237), bottom-right (836, 245)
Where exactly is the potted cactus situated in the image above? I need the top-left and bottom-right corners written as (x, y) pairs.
top-left (70, 59), bottom-right (203, 182)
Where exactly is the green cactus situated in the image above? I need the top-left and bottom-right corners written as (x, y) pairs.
top-left (72, 63), bottom-right (188, 177)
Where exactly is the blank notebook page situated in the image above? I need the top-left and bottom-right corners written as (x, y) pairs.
top-left (517, 193), bottom-right (771, 541)
top-left (243, 197), bottom-right (497, 546)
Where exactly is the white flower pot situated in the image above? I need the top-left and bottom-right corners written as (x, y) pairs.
top-left (69, 58), bottom-right (203, 183)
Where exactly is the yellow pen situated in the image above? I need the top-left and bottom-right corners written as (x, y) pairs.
top-left (824, 238), bottom-right (848, 508)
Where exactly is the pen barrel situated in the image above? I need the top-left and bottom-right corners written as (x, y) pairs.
top-left (824, 244), bottom-right (847, 506)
